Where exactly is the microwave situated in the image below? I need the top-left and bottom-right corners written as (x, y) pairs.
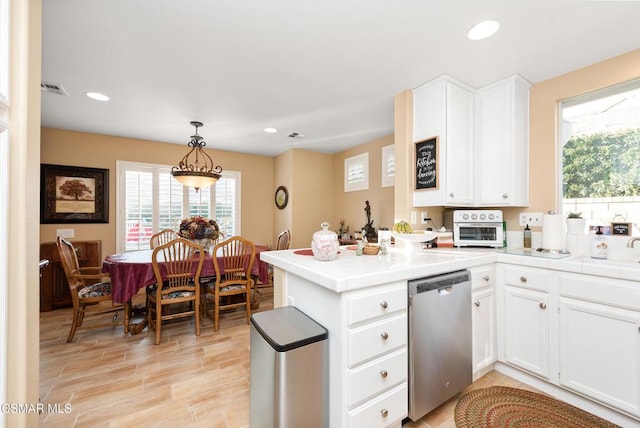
top-left (452, 210), bottom-right (504, 247)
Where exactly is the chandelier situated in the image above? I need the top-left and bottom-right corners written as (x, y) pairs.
top-left (171, 121), bottom-right (222, 192)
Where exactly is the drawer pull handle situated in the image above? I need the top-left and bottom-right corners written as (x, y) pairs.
top-left (483, 275), bottom-right (490, 281)
top-left (539, 302), bottom-right (547, 309)
top-left (381, 409), bottom-right (389, 418)
top-left (520, 276), bottom-right (527, 283)
top-left (474, 301), bottom-right (480, 307)
top-left (503, 193), bottom-right (509, 199)
top-left (380, 332), bottom-right (389, 340)
top-left (380, 370), bottom-right (388, 378)
top-left (449, 192), bottom-right (454, 198)
top-left (380, 301), bottom-right (388, 309)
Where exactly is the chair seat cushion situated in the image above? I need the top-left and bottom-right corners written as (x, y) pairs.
top-left (78, 282), bottom-right (112, 298)
top-left (148, 284), bottom-right (195, 299)
top-left (205, 283), bottom-right (246, 293)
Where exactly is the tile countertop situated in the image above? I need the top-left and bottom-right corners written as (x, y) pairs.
top-left (495, 248), bottom-right (640, 282)
top-left (260, 246), bottom-right (640, 292)
top-left (259, 246), bottom-right (496, 293)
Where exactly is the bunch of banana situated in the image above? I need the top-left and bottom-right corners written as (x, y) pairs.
top-left (392, 220), bottom-right (413, 234)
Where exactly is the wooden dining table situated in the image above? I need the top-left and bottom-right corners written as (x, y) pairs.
top-left (102, 244), bottom-right (271, 333)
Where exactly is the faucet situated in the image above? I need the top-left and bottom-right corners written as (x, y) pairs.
top-left (627, 237), bottom-right (640, 248)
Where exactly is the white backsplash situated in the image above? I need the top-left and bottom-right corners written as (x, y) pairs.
top-left (506, 230), bottom-right (640, 260)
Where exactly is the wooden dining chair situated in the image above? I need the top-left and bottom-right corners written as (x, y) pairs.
top-left (150, 229), bottom-right (178, 249)
top-left (204, 236), bottom-right (255, 332)
top-left (147, 238), bottom-right (204, 345)
top-left (255, 229), bottom-right (291, 301)
top-left (275, 229), bottom-right (291, 250)
top-left (56, 236), bottom-right (129, 343)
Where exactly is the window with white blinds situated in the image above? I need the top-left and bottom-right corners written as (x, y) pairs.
top-left (117, 161), bottom-right (240, 252)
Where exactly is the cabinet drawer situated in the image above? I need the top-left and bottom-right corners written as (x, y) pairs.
top-left (348, 313), bottom-right (407, 367)
top-left (347, 283), bottom-right (406, 326)
top-left (347, 383), bottom-right (408, 428)
top-left (470, 265), bottom-right (495, 290)
top-left (559, 272), bottom-right (640, 310)
top-left (347, 348), bottom-right (408, 408)
top-left (502, 265), bottom-right (548, 292)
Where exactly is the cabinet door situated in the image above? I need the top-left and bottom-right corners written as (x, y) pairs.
top-left (472, 287), bottom-right (496, 374)
top-left (444, 81), bottom-right (474, 206)
top-left (475, 76), bottom-right (529, 206)
top-left (504, 286), bottom-right (550, 379)
top-left (559, 298), bottom-right (640, 417)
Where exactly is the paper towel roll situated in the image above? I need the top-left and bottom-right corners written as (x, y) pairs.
top-left (542, 214), bottom-right (565, 250)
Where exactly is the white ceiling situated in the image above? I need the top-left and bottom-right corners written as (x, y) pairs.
top-left (41, 0), bottom-right (640, 157)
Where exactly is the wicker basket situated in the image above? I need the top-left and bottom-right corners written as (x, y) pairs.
top-left (362, 245), bottom-right (380, 255)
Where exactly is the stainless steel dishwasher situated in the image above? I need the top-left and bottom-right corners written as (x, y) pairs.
top-left (408, 270), bottom-right (472, 421)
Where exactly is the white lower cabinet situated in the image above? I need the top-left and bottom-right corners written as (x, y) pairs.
top-left (345, 282), bottom-right (408, 427)
top-left (498, 264), bottom-right (640, 422)
top-left (558, 272), bottom-right (640, 417)
top-left (500, 265), bottom-right (550, 380)
top-left (504, 286), bottom-right (550, 379)
top-left (470, 265), bottom-right (496, 376)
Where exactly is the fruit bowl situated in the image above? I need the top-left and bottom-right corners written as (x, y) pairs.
top-left (391, 230), bottom-right (438, 243)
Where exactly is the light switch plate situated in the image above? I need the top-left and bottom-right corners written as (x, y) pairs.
top-left (56, 228), bottom-right (74, 238)
top-left (410, 211), bottom-right (417, 224)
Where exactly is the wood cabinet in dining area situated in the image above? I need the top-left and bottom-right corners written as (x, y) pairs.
top-left (39, 240), bottom-right (102, 311)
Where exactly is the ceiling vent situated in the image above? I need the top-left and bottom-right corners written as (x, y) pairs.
top-left (41, 81), bottom-right (69, 96)
top-left (288, 132), bottom-right (304, 138)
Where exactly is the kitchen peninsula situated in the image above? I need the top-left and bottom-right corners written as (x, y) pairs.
top-left (260, 246), bottom-right (640, 428)
top-left (260, 247), bottom-right (494, 427)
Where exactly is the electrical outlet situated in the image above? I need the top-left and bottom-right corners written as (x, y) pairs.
top-left (519, 212), bottom-right (543, 227)
top-left (287, 295), bottom-right (294, 306)
top-left (56, 228), bottom-right (74, 238)
top-left (421, 211), bottom-right (429, 224)
top-left (410, 211), bottom-right (417, 224)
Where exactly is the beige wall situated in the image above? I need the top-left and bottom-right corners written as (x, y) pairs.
top-left (274, 150), bottom-right (293, 245)
top-left (290, 149), bottom-right (334, 248)
top-left (40, 128), bottom-right (275, 255)
top-left (332, 135), bottom-right (395, 236)
top-left (395, 48), bottom-right (640, 232)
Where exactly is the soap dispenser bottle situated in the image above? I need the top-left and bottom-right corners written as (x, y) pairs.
top-left (523, 224), bottom-right (531, 249)
top-left (591, 226), bottom-right (608, 259)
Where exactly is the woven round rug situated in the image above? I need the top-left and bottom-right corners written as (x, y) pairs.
top-left (454, 386), bottom-right (620, 428)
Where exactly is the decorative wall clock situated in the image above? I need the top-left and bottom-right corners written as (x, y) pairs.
top-left (275, 186), bottom-right (288, 209)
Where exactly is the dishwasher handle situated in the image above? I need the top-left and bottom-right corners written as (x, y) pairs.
top-left (410, 270), bottom-right (470, 295)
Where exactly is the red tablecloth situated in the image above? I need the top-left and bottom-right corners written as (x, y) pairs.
top-left (103, 245), bottom-right (270, 304)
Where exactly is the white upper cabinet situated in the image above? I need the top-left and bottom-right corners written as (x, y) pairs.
top-left (412, 74), bottom-right (530, 207)
top-left (475, 75), bottom-right (530, 206)
top-left (413, 75), bottom-right (475, 207)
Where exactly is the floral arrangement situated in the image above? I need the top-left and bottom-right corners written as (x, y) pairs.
top-left (336, 219), bottom-right (350, 237)
top-left (178, 216), bottom-right (220, 241)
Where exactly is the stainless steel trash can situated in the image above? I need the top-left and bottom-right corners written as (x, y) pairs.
top-left (250, 306), bottom-right (328, 428)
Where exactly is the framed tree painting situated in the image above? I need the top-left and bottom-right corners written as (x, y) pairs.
top-left (40, 164), bottom-right (109, 223)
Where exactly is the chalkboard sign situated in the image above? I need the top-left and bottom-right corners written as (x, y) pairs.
top-left (415, 136), bottom-right (439, 190)
top-left (611, 222), bottom-right (632, 236)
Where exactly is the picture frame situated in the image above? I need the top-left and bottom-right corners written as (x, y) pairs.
top-left (415, 136), bottom-right (439, 190)
top-left (274, 185), bottom-right (288, 209)
top-left (40, 164), bottom-right (109, 224)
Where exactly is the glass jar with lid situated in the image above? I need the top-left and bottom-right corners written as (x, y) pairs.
top-left (311, 222), bottom-right (339, 261)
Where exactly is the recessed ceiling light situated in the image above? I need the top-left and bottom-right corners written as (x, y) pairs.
top-left (264, 127), bottom-right (278, 133)
top-left (86, 91), bottom-right (110, 101)
top-left (467, 19), bottom-right (500, 41)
